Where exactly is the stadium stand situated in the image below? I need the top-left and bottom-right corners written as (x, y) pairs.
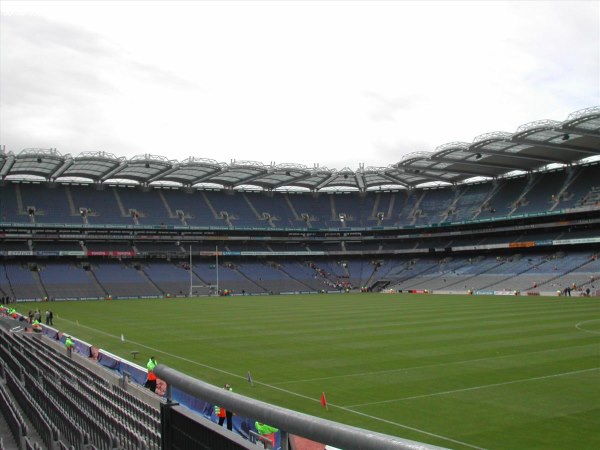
top-left (0, 106), bottom-right (598, 448)
top-left (0, 320), bottom-right (162, 450)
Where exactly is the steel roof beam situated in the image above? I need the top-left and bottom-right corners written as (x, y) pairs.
top-left (391, 168), bottom-right (450, 183)
top-left (100, 162), bottom-right (129, 181)
top-left (555, 128), bottom-right (600, 139)
top-left (433, 156), bottom-right (517, 171)
top-left (270, 171), bottom-right (321, 189)
top-left (51, 159), bottom-right (74, 180)
top-left (514, 138), bottom-right (600, 155)
top-left (0, 155), bottom-right (16, 179)
top-left (371, 172), bottom-right (410, 187)
top-left (470, 149), bottom-right (567, 165)
top-left (400, 163), bottom-right (485, 178)
top-left (315, 174), bottom-right (340, 190)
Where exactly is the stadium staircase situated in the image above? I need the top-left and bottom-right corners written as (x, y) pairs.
top-left (157, 191), bottom-right (177, 223)
top-left (407, 191), bottom-right (426, 226)
top-left (274, 265), bottom-right (315, 292)
top-left (233, 267), bottom-right (268, 293)
top-left (387, 259), bottom-right (437, 287)
top-left (282, 194), bottom-right (302, 225)
top-left (477, 255), bottom-right (548, 291)
top-left (526, 256), bottom-right (596, 292)
top-left (85, 265), bottom-right (109, 297)
top-left (190, 268), bottom-right (210, 288)
top-left (441, 189), bottom-right (466, 222)
top-left (442, 257), bottom-right (506, 290)
top-left (364, 265), bottom-right (381, 289)
top-left (0, 380), bottom-right (44, 450)
top-left (579, 186), bottom-right (600, 207)
top-left (391, 262), bottom-right (443, 290)
top-left (31, 269), bottom-right (49, 300)
top-left (13, 184), bottom-right (28, 224)
top-left (112, 187), bottom-right (129, 222)
top-left (242, 193), bottom-right (264, 224)
top-left (370, 194), bottom-right (382, 225)
top-left (369, 280), bottom-right (391, 291)
top-left (549, 168), bottom-right (580, 211)
top-left (1, 263), bottom-right (16, 300)
top-left (508, 175), bottom-right (541, 216)
top-left (64, 186), bottom-right (83, 222)
top-left (386, 194), bottom-right (397, 224)
top-left (199, 192), bottom-right (221, 222)
top-left (137, 266), bottom-right (165, 296)
top-left (471, 182), bottom-right (503, 220)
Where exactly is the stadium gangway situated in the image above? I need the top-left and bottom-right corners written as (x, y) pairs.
top-left (155, 364), bottom-right (450, 450)
top-left (0, 382), bottom-right (29, 449)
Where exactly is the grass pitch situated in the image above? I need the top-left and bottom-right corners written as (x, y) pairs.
top-left (18, 293), bottom-right (600, 450)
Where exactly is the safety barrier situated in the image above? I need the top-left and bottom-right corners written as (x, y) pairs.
top-left (156, 364), bottom-right (449, 450)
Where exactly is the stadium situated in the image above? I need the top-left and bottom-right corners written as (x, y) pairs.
top-left (0, 105), bottom-right (599, 450)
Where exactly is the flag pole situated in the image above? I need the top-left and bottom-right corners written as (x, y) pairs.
top-left (189, 244), bottom-right (193, 297)
top-left (216, 245), bottom-right (219, 294)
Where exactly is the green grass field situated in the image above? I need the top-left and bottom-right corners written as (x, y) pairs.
top-left (18, 294), bottom-right (600, 450)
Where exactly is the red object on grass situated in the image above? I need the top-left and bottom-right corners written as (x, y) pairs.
top-left (320, 392), bottom-right (327, 409)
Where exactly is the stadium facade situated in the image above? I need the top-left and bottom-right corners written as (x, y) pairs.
top-left (0, 106), bottom-right (599, 300)
top-left (0, 107), bottom-right (599, 450)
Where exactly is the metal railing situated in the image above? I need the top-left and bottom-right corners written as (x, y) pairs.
top-left (155, 364), bottom-right (448, 450)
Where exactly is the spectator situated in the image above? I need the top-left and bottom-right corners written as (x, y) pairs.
top-left (65, 335), bottom-right (74, 357)
top-left (145, 356), bottom-right (158, 393)
top-left (215, 383), bottom-right (234, 430)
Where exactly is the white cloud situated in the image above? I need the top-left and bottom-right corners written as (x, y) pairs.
top-left (1, 1), bottom-right (598, 170)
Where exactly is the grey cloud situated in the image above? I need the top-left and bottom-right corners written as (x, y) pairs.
top-left (0, 13), bottom-right (196, 154)
top-left (373, 138), bottom-right (432, 165)
top-left (1, 14), bottom-right (112, 57)
top-left (364, 92), bottom-right (420, 122)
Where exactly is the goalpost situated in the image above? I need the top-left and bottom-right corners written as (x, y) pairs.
top-left (188, 245), bottom-right (219, 297)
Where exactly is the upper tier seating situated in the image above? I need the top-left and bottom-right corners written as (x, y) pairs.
top-left (1, 163), bottom-right (598, 228)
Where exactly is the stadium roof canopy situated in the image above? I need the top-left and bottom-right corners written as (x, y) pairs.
top-left (1, 106), bottom-right (599, 192)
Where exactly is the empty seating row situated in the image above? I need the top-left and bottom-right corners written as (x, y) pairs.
top-left (0, 382), bottom-right (29, 449)
top-left (0, 326), bottom-right (161, 450)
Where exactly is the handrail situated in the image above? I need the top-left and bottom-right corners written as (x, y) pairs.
top-left (155, 364), bottom-right (448, 450)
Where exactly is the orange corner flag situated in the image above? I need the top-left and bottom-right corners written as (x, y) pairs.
top-left (320, 392), bottom-right (328, 410)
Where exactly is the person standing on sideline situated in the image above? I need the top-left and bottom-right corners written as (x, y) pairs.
top-left (48, 310), bottom-right (53, 326)
top-left (215, 383), bottom-right (234, 430)
top-left (145, 356), bottom-right (158, 393)
top-left (65, 336), bottom-right (74, 357)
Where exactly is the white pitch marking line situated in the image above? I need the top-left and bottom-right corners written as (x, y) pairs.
top-left (273, 343), bottom-right (598, 385)
top-left (575, 319), bottom-right (600, 335)
top-left (346, 367), bottom-right (600, 408)
top-left (330, 406), bottom-right (488, 450)
top-left (57, 316), bottom-right (485, 450)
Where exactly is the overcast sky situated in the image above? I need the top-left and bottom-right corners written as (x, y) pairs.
top-left (1, 1), bottom-right (598, 171)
